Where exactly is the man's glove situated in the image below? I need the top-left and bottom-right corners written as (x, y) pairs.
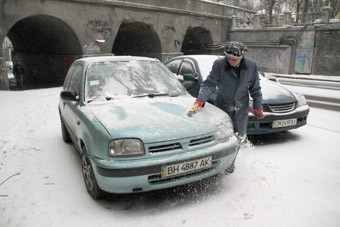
top-left (194, 100), bottom-right (204, 108)
top-left (247, 107), bottom-right (265, 119)
top-left (187, 100), bottom-right (204, 117)
top-left (255, 108), bottom-right (265, 119)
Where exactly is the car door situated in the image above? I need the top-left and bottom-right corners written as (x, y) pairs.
top-left (62, 63), bottom-right (83, 142)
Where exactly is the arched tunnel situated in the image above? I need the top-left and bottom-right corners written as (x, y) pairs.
top-left (112, 22), bottom-right (162, 60)
top-left (7, 14), bottom-right (82, 89)
top-left (181, 27), bottom-right (213, 55)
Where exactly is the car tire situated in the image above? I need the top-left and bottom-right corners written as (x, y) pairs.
top-left (225, 159), bottom-right (236, 175)
top-left (225, 163), bottom-right (235, 174)
top-left (81, 146), bottom-right (104, 200)
top-left (60, 116), bottom-right (71, 143)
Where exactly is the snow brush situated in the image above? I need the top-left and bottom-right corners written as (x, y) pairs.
top-left (187, 104), bottom-right (201, 117)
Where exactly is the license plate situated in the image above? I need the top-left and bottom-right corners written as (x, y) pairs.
top-left (161, 156), bottom-right (212, 178)
top-left (272, 118), bottom-right (297, 128)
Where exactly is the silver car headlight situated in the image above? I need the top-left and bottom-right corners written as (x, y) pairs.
top-left (297, 94), bottom-right (307, 107)
top-left (109, 139), bottom-right (145, 157)
top-left (217, 120), bottom-right (234, 141)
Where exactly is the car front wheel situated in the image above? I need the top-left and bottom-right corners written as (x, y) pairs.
top-left (81, 146), bottom-right (104, 200)
top-left (225, 162), bottom-right (235, 175)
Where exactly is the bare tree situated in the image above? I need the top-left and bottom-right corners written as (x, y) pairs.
top-left (266, 0), bottom-right (275, 23)
top-left (212, 0), bottom-right (258, 10)
top-left (273, 0), bottom-right (289, 14)
top-left (301, 0), bottom-right (310, 22)
top-left (295, 0), bottom-right (303, 22)
top-left (325, 0), bottom-right (340, 17)
top-left (265, 0), bottom-right (289, 23)
top-left (214, 0), bottom-right (339, 21)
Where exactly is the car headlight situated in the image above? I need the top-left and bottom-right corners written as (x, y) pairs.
top-left (109, 139), bottom-right (145, 157)
top-left (217, 121), bottom-right (234, 141)
top-left (297, 94), bottom-right (307, 107)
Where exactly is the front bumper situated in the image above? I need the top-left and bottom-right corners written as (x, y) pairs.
top-left (90, 136), bottom-right (238, 194)
top-left (247, 105), bottom-right (310, 135)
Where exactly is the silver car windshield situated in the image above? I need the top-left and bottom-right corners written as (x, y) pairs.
top-left (85, 60), bottom-right (186, 102)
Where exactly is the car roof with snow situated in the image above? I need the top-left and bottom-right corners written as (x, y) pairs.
top-left (77, 55), bottom-right (158, 64)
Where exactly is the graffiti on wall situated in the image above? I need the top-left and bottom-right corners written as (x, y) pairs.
top-left (0, 57), bottom-right (9, 90)
top-left (0, 58), bottom-right (6, 73)
top-left (83, 42), bottom-right (100, 54)
top-left (237, 11), bottom-right (254, 28)
top-left (254, 48), bottom-right (270, 68)
top-left (276, 50), bottom-right (286, 70)
top-left (87, 19), bottom-right (112, 40)
top-left (295, 48), bottom-right (313, 74)
top-left (163, 26), bottom-right (176, 32)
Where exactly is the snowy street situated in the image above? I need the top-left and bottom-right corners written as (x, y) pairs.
top-left (1, 87), bottom-right (340, 227)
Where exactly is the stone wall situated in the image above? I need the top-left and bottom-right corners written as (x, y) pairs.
top-left (313, 25), bottom-right (340, 75)
top-left (229, 24), bottom-right (340, 76)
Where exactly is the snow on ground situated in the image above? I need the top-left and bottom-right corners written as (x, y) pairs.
top-left (1, 87), bottom-right (340, 227)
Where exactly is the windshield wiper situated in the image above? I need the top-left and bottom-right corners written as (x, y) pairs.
top-left (87, 99), bottom-right (95, 103)
top-left (105, 96), bottom-right (114, 101)
top-left (133, 93), bottom-right (170, 98)
top-left (86, 96), bottom-right (114, 103)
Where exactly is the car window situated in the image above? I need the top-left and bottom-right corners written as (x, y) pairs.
top-left (63, 65), bottom-right (75, 90)
top-left (166, 59), bottom-right (182, 74)
top-left (69, 64), bottom-right (83, 96)
top-left (179, 60), bottom-right (196, 76)
top-left (85, 60), bottom-right (186, 101)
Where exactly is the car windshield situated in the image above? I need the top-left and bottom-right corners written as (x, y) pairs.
top-left (85, 60), bottom-right (186, 101)
top-left (196, 56), bottom-right (221, 81)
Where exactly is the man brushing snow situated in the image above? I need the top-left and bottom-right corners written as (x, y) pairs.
top-left (194, 41), bottom-right (264, 141)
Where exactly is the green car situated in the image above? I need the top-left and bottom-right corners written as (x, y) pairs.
top-left (58, 56), bottom-right (238, 199)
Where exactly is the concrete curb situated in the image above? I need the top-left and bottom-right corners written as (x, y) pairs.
top-left (265, 72), bottom-right (340, 82)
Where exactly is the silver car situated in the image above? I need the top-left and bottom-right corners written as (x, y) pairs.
top-left (165, 55), bottom-right (310, 135)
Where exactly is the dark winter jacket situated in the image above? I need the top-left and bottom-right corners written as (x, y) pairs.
top-left (197, 56), bottom-right (262, 136)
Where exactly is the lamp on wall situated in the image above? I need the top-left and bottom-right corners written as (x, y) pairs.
top-left (95, 39), bottom-right (105, 45)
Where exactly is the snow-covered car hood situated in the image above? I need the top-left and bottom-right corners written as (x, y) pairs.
top-left (260, 78), bottom-right (297, 104)
top-left (87, 95), bottom-right (228, 143)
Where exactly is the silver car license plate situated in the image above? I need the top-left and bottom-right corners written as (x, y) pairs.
top-left (272, 118), bottom-right (297, 128)
top-left (161, 156), bottom-right (212, 178)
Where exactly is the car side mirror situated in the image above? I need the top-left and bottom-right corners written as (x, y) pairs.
top-left (183, 74), bottom-right (197, 82)
top-left (182, 81), bottom-right (195, 90)
top-left (61, 90), bottom-right (79, 101)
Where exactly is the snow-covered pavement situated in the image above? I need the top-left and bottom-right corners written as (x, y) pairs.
top-left (1, 87), bottom-right (340, 227)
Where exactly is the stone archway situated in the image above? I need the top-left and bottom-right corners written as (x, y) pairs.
top-left (181, 27), bottom-right (213, 55)
top-left (112, 22), bottom-right (162, 60)
top-left (7, 14), bottom-right (82, 89)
